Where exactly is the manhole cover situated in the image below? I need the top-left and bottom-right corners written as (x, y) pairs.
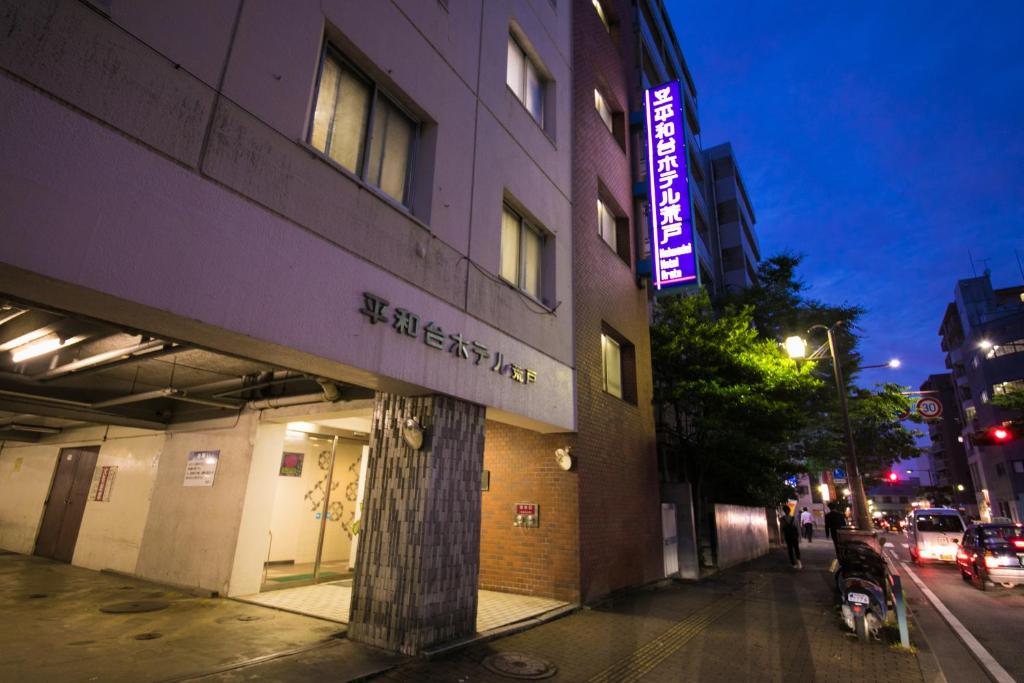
top-left (482, 652), bottom-right (557, 680)
top-left (134, 632), bottom-right (163, 641)
top-left (100, 600), bottom-right (170, 614)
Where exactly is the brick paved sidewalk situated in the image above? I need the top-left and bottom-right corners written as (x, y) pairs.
top-left (372, 538), bottom-right (931, 682)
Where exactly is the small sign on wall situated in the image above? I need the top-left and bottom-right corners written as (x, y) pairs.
top-left (514, 502), bottom-right (539, 528)
top-left (92, 465), bottom-right (117, 502)
top-left (183, 450), bottom-right (220, 487)
top-left (279, 451), bottom-right (304, 477)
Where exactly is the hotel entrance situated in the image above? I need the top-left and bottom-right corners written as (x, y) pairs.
top-left (232, 410), bottom-right (371, 623)
top-left (259, 427), bottom-right (367, 590)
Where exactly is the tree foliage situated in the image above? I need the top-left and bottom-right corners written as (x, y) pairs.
top-left (991, 391), bottom-right (1024, 417)
top-left (652, 254), bottom-right (921, 510)
top-left (651, 289), bottom-right (820, 506)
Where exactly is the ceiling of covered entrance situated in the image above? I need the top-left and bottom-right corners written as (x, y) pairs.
top-left (0, 299), bottom-right (372, 442)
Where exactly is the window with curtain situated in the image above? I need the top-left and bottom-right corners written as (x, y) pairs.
top-left (500, 205), bottom-right (545, 300)
top-left (310, 48), bottom-right (416, 204)
top-left (506, 35), bottom-right (545, 124)
top-left (594, 88), bottom-right (613, 133)
top-left (602, 334), bottom-right (622, 399)
top-left (597, 198), bottom-right (616, 249)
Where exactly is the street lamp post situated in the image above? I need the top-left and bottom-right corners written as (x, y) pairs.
top-left (785, 322), bottom-right (880, 531)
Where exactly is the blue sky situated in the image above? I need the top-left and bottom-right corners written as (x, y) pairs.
top-left (668, 1), bottom-right (1024, 395)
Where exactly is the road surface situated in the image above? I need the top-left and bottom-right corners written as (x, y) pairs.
top-left (885, 531), bottom-right (1024, 682)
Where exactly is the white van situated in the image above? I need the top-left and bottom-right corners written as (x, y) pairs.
top-left (907, 508), bottom-right (966, 563)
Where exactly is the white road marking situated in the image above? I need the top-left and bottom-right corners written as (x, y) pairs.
top-left (894, 554), bottom-right (1017, 683)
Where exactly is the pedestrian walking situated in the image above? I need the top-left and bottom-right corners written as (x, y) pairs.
top-left (824, 503), bottom-right (846, 553)
top-left (780, 510), bottom-right (802, 569)
top-left (800, 507), bottom-right (814, 543)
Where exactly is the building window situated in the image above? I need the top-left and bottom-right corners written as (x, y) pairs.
top-left (592, 0), bottom-right (610, 30)
top-left (601, 326), bottom-right (637, 403)
top-left (596, 195), bottom-right (630, 264)
top-left (597, 198), bottom-right (616, 248)
top-left (1014, 461), bottom-right (1024, 474)
top-left (310, 48), bottom-right (416, 204)
top-left (987, 338), bottom-right (1024, 359)
top-left (506, 35), bottom-right (544, 124)
top-left (980, 390), bottom-right (989, 404)
top-left (500, 204), bottom-right (544, 300)
top-left (595, 89), bottom-right (613, 133)
top-left (965, 405), bottom-right (977, 423)
top-left (993, 379), bottom-right (1024, 396)
top-left (602, 333), bottom-right (622, 399)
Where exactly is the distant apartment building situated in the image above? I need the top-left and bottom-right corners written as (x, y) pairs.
top-left (938, 273), bottom-right (1024, 522)
top-left (919, 373), bottom-right (975, 510)
top-left (706, 143), bottom-right (760, 292)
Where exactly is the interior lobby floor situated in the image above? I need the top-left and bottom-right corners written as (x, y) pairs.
top-left (238, 582), bottom-right (571, 632)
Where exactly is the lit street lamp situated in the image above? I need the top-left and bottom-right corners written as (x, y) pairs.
top-left (785, 322), bottom-right (898, 532)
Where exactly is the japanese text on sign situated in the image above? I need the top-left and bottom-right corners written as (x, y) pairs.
top-left (359, 293), bottom-right (538, 386)
top-left (644, 81), bottom-right (697, 291)
top-left (183, 450), bottom-right (220, 487)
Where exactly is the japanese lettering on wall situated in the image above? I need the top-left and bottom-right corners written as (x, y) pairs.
top-left (91, 465), bottom-right (117, 502)
top-left (359, 293), bottom-right (538, 386)
top-left (644, 80), bottom-right (697, 291)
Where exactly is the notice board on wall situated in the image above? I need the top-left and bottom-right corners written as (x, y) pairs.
top-left (183, 450), bottom-right (220, 487)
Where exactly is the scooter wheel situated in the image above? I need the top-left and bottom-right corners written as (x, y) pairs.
top-left (854, 613), bottom-right (869, 642)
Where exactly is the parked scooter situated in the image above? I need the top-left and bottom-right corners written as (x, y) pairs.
top-left (834, 532), bottom-right (889, 642)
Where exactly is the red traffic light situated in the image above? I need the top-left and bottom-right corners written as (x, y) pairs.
top-left (972, 425), bottom-right (1019, 445)
top-left (887, 472), bottom-right (899, 482)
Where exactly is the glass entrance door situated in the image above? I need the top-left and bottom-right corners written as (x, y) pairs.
top-left (261, 430), bottom-right (364, 591)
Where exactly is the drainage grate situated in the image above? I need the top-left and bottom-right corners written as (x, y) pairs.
top-left (482, 652), bottom-right (558, 680)
top-left (100, 600), bottom-right (170, 614)
top-left (134, 632), bottom-right (163, 641)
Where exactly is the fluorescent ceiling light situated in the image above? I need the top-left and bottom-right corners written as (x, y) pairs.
top-left (10, 334), bottom-right (86, 363)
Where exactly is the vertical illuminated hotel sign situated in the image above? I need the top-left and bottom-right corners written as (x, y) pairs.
top-left (644, 81), bottom-right (697, 291)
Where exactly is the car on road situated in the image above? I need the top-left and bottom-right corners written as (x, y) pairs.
top-left (907, 508), bottom-right (965, 563)
top-left (956, 523), bottom-right (1024, 590)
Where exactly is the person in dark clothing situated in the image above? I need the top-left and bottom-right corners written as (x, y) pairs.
top-left (824, 503), bottom-right (846, 553)
top-left (780, 511), bottom-right (802, 569)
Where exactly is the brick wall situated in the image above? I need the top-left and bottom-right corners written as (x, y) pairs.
top-left (572, 0), bottom-right (663, 602)
top-left (479, 421), bottom-right (580, 603)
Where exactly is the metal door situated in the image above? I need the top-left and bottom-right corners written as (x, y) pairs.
top-left (34, 446), bottom-right (99, 562)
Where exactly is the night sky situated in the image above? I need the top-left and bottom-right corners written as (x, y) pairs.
top-left (668, 2), bottom-right (1024, 396)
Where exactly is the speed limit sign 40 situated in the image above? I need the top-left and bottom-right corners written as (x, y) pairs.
top-left (917, 397), bottom-right (942, 419)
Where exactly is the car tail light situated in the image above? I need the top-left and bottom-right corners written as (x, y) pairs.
top-left (1011, 538), bottom-right (1024, 549)
top-left (956, 549), bottom-right (969, 561)
top-left (984, 552), bottom-right (1015, 568)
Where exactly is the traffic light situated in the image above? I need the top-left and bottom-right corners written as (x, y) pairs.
top-left (886, 471), bottom-right (899, 483)
top-left (971, 425), bottom-right (1019, 446)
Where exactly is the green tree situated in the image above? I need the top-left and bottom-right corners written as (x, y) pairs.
top-left (991, 391), bottom-right (1024, 416)
top-left (651, 289), bottom-right (821, 507)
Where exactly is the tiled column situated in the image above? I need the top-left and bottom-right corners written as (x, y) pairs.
top-left (347, 392), bottom-right (486, 654)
